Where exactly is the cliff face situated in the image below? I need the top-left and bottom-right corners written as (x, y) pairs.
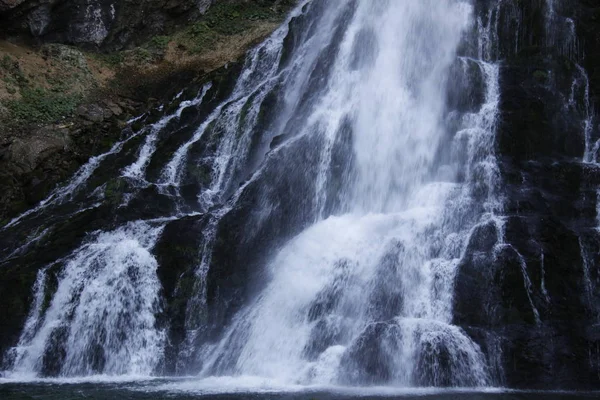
top-left (0, 0), bottom-right (214, 50)
top-left (453, 0), bottom-right (600, 389)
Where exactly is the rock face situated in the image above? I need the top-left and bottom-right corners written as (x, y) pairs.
top-left (0, 0), bottom-right (216, 50)
top-left (0, 0), bottom-right (26, 12)
top-left (0, 39), bottom-right (139, 222)
top-left (452, 0), bottom-right (600, 389)
top-left (6, 127), bottom-right (70, 174)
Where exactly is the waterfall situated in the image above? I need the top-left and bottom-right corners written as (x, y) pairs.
top-left (194, 0), bottom-right (502, 386)
top-left (1, 0), bottom-right (506, 387)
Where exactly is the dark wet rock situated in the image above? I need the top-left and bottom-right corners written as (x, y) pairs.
top-left (338, 322), bottom-right (402, 385)
top-left (3, 126), bottom-right (70, 174)
top-left (307, 259), bottom-right (352, 322)
top-left (76, 103), bottom-right (109, 123)
top-left (0, 0), bottom-right (217, 50)
top-left (154, 214), bottom-right (208, 374)
top-left (350, 27), bottom-right (378, 70)
top-left (322, 116), bottom-right (355, 216)
top-left (200, 132), bottom-right (323, 350)
top-left (269, 133), bottom-right (287, 149)
top-left (451, 0), bottom-right (600, 389)
top-left (303, 317), bottom-right (344, 361)
top-left (446, 57), bottom-right (486, 113)
top-left (27, 4), bottom-right (51, 36)
top-left (0, 0), bottom-right (25, 12)
top-left (366, 240), bottom-right (405, 322)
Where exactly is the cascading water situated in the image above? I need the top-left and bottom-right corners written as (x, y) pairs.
top-left (6, 222), bottom-right (166, 378)
top-left (196, 0), bottom-right (502, 386)
top-left (1, 0), bottom-right (509, 388)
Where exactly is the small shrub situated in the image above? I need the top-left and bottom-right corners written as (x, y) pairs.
top-left (95, 52), bottom-right (125, 67)
top-left (132, 47), bottom-right (153, 63)
top-left (7, 87), bottom-right (80, 123)
top-left (150, 35), bottom-right (171, 50)
top-left (1, 55), bottom-right (13, 70)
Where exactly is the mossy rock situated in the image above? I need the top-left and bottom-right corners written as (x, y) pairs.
top-left (7, 87), bottom-right (81, 123)
top-left (533, 69), bottom-right (549, 82)
top-left (103, 177), bottom-right (129, 205)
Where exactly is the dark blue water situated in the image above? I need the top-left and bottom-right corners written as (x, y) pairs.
top-left (0, 381), bottom-right (598, 400)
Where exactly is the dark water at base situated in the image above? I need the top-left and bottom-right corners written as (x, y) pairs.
top-left (0, 381), bottom-right (598, 400)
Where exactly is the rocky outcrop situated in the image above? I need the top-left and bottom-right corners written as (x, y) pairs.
top-left (0, 0), bottom-right (25, 11)
top-left (0, 0), bottom-right (293, 50)
top-left (0, 0), bottom-right (214, 50)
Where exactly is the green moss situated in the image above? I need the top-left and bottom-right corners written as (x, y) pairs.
top-left (173, 1), bottom-right (293, 55)
top-left (239, 92), bottom-right (258, 129)
top-left (533, 69), bottom-right (549, 82)
top-left (7, 87), bottom-right (81, 123)
top-left (90, 50), bottom-right (125, 68)
top-left (150, 35), bottom-right (171, 50)
top-left (103, 52), bottom-right (125, 66)
top-left (132, 47), bottom-right (153, 63)
top-left (184, 22), bottom-right (219, 53)
top-left (1, 54), bottom-right (13, 70)
top-left (1, 56), bottom-right (29, 89)
top-left (104, 178), bottom-right (128, 205)
top-left (203, 1), bottom-right (289, 35)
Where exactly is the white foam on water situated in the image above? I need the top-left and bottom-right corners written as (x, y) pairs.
top-left (141, 375), bottom-right (506, 396)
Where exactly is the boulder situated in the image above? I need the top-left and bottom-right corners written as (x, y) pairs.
top-left (5, 127), bottom-right (70, 174)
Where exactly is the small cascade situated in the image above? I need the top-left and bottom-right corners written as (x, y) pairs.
top-left (573, 64), bottom-right (596, 164)
top-left (2, 132), bottom-right (137, 230)
top-left (122, 85), bottom-right (212, 182)
top-left (5, 222), bottom-right (166, 378)
top-left (545, 0), bottom-right (579, 60)
top-left (545, 0), bottom-right (596, 163)
top-left (540, 250), bottom-right (550, 304)
top-left (579, 236), bottom-right (600, 324)
top-left (2, 267), bottom-right (48, 373)
top-left (515, 249), bottom-right (542, 325)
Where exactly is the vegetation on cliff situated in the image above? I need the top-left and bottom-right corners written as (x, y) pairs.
top-left (0, 0), bottom-right (295, 224)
